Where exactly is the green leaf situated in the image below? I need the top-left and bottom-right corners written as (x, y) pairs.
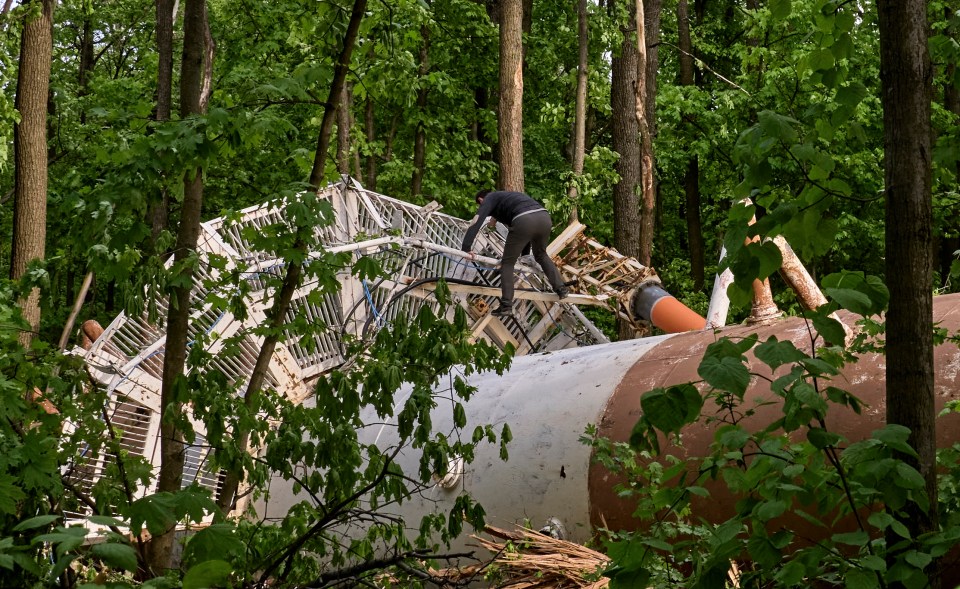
top-left (747, 534), bottom-right (781, 569)
top-left (91, 542), bottom-right (138, 571)
top-left (698, 355), bottom-right (750, 397)
top-left (608, 568), bottom-right (651, 589)
top-left (904, 550), bottom-right (931, 570)
top-left (13, 514), bottom-right (61, 532)
top-left (182, 559), bottom-right (233, 589)
top-left (845, 568), bottom-right (879, 589)
top-left (836, 82), bottom-right (868, 109)
top-left (774, 558), bottom-right (807, 585)
top-left (755, 499), bottom-right (787, 521)
top-left (769, 0), bottom-right (791, 19)
top-left (808, 427), bottom-right (841, 449)
top-left (867, 511), bottom-right (894, 531)
top-left (640, 384), bottom-right (703, 434)
top-left (755, 338), bottom-right (807, 370)
top-left (824, 287), bottom-right (872, 315)
top-left (811, 313), bottom-right (847, 346)
top-left (184, 524), bottom-right (246, 566)
top-left (873, 425), bottom-right (918, 458)
top-left (758, 110), bottom-right (798, 142)
top-left (893, 462), bottom-right (925, 490)
top-left (832, 530), bottom-right (869, 546)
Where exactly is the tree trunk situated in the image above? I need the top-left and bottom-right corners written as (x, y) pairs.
top-left (635, 0), bottom-right (661, 267)
top-left (567, 0), bottom-right (588, 223)
top-left (677, 0), bottom-right (704, 290)
top-left (336, 83), bottom-right (352, 175)
top-left (412, 24), bottom-right (431, 197)
top-left (610, 0), bottom-right (641, 340)
top-left (877, 1), bottom-right (938, 586)
top-left (939, 7), bottom-right (960, 290)
top-left (149, 0), bottom-right (176, 244)
top-left (308, 0), bottom-right (368, 188)
top-left (364, 96), bottom-right (377, 190)
top-left (498, 0), bottom-right (524, 191)
top-left (11, 0), bottom-right (55, 347)
top-left (145, 0), bottom-right (208, 574)
top-left (219, 1), bottom-right (368, 513)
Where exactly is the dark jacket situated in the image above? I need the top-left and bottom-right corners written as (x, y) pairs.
top-left (461, 191), bottom-right (546, 251)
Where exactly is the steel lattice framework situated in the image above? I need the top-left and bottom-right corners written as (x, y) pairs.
top-left (70, 178), bottom-right (661, 511)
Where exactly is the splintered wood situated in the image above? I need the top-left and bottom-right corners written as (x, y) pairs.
top-left (436, 525), bottom-right (611, 588)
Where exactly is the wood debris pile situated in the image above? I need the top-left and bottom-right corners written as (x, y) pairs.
top-left (435, 525), bottom-right (611, 588)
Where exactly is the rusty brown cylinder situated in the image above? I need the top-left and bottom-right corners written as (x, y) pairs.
top-left (591, 294), bottom-right (960, 569)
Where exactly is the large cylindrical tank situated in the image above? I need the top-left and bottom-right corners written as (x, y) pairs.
top-left (260, 294), bottom-right (960, 560)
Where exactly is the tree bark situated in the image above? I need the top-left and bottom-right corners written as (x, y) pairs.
top-left (567, 0), bottom-right (588, 223)
top-left (336, 83), bottom-right (352, 175)
top-left (308, 0), bottom-right (368, 188)
top-left (11, 0), bottom-right (55, 347)
top-left (635, 0), bottom-right (661, 267)
top-left (219, 0), bottom-right (368, 514)
top-left (498, 0), bottom-right (524, 191)
top-left (149, 0), bottom-right (176, 243)
top-left (939, 7), bottom-right (960, 290)
top-left (412, 24), bottom-right (431, 197)
top-left (677, 0), bottom-right (704, 290)
top-left (146, 0), bottom-right (208, 574)
top-left (877, 1), bottom-right (938, 586)
top-left (364, 96), bottom-right (377, 190)
top-left (610, 0), bottom-right (641, 340)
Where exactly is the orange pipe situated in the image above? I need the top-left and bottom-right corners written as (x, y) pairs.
top-left (649, 295), bottom-right (707, 333)
top-left (632, 282), bottom-right (706, 333)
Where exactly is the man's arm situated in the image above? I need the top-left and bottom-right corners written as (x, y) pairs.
top-left (461, 197), bottom-right (496, 251)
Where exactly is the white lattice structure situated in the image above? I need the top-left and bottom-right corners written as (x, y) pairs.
top-left (69, 177), bottom-right (667, 512)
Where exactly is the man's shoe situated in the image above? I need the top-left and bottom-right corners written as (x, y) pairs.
top-left (491, 303), bottom-right (514, 317)
top-left (555, 286), bottom-right (570, 300)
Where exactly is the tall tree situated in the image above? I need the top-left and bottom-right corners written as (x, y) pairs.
top-left (364, 95), bottom-right (377, 190)
top-left (10, 0), bottom-right (55, 346)
top-left (149, 0), bottom-right (176, 243)
top-left (877, 0), bottom-right (937, 584)
top-left (308, 0), bottom-right (368, 187)
top-left (567, 0), bottom-right (588, 222)
top-left (677, 0), bottom-right (704, 291)
top-left (146, 0), bottom-right (209, 573)
top-left (218, 0), bottom-right (369, 514)
top-left (498, 0), bottom-right (524, 191)
top-left (610, 0), bottom-right (641, 340)
top-left (412, 23), bottom-right (431, 197)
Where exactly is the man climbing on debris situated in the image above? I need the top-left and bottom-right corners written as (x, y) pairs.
top-left (462, 189), bottom-right (569, 317)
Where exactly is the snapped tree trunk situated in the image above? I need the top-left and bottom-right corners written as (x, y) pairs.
top-left (498, 0), bottom-right (524, 191)
top-left (145, 0), bottom-right (209, 574)
top-left (10, 0), bottom-right (55, 347)
top-left (877, 1), bottom-right (938, 586)
top-left (634, 0), bottom-right (661, 267)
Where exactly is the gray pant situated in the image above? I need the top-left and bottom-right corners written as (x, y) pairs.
top-left (500, 211), bottom-right (565, 304)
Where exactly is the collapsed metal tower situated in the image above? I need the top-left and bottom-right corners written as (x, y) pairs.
top-left (71, 178), bottom-right (688, 508)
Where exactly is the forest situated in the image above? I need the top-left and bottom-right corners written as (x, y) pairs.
top-left (1, 0), bottom-right (959, 586)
